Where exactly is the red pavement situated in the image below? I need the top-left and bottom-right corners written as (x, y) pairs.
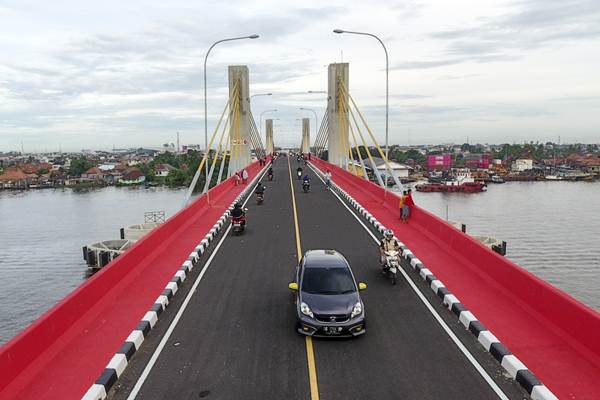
top-left (0, 162), bottom-right (263, 400)
top-left (312, 158), bottom-right (600, 400)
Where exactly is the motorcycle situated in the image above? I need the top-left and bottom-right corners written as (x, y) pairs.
top-left (302, 181), bottom-right (310, 193)
top-left (267, 172), bottom-right (273, 181)
top-left (383, 250), bottom-right (400, 285)
top-left (297, 171), bottom-right (302, 180)
top-left (256, 192), bottom-right (264, 204)
top-left (231, 213), bottom-right (247, 235)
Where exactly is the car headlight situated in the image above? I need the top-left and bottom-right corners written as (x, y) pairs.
top-left (351, 302), bottom-right (362, 318)
top-left (300, 302), bottom-right (314, 318)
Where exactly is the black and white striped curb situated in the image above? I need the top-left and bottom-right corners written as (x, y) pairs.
top-left (308, 163), bottom-right (558, 400)
top-left (82, 164), bottom-right (270, 400)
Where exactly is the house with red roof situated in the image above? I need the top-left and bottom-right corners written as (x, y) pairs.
top-left (0, 168), bottom-right (30, 189)
top-left (119, 169), bottom-right (145, 185)
top-left (81, 167), bottom-right (103, 182)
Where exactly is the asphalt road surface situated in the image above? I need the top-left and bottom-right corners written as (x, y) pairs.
top-left (110, 156), bottom-right (526, 400)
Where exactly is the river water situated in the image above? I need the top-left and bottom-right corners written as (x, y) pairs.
top-left (1, 182), bottom-right (599, 344)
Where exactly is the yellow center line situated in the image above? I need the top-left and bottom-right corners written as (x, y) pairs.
top-left (287, 156), bottom-right (320, 400)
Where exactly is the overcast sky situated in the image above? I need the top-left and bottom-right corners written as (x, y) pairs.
top-left (1, 0), bottom-right (599, 151)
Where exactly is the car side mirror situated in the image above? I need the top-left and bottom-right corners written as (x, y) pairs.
top-left (288, 282), bottom-right (298, 291)
top-left (358, 282), bottom-right (367, 291)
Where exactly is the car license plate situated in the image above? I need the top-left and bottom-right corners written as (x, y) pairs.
top-left (324, 326), bottom-right (341, 335)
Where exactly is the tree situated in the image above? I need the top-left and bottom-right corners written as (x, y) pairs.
top-left (69, 157), bottom-right (94, 176)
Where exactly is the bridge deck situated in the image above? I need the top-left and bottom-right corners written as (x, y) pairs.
top-left (110, 158), bottom-right (525, 400)
top-left (0, 163), bottom-right (263, 400)
top-left (311, 157), bottom-right (600, 400)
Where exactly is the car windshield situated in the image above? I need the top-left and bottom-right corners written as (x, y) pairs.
top-left (301, 267), bottom-right (356, 295)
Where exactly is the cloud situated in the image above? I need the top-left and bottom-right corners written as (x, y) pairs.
top-left (430, 0), bottom-right (600, 59)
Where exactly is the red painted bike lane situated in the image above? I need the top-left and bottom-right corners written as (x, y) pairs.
top-left (312, 158), bottom-right (600, 400)
top-left (0, 162), bottom-right (264, 400)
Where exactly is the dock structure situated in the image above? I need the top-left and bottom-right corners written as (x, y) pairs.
top-left (1, 64), bottom-right (599, 400)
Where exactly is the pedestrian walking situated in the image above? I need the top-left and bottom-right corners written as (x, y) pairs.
top-left (242, 168), bottom-right (249, 184)
top-left (234, 171), bottom-right (241, 186)
top-left (325, 170), bottom-right (332, 188)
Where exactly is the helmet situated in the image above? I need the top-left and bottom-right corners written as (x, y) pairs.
top-left (234, 202), bottom-right (242, 209)
top-left (383, 229), bottom-right (394, 239)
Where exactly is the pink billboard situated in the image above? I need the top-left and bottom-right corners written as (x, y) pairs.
top-left (427, 154), bottom-right (452, 170)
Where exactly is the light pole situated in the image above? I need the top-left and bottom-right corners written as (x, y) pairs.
top-left (250, 92), bottom-right (272, 102)
top-left (259, 109), bottom-right (278, 136)
top-left (204, 34), bottom-right (259, 179)
top-left (333, 29), bottom-right (389, 159)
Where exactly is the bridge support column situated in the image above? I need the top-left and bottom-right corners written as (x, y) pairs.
top-left (265, 119), bottom-right (274, 154)
top-left (327, 63), bottom-right (349, 167)
top-left (228, 65), bottom-right (251, 175)
top-left (301, 118), bottom-right (310, 154)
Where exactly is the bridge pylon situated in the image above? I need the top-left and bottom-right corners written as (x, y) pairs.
top-left (300, 118), bottom-right (310, 154)
top-left (265, 119), bottom-right (274, 154)
top-left (327, 63), bottom-right (350, 167)
top-left (228, 65), bottom-right (251, 175)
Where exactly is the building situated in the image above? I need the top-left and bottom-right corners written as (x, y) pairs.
top-left (0, 168), bottom-right (30, 189)
top-left (81, 167), bottom-right (103, 181)
top-left (465, 154), bottom-right (490, 169)
top-left (362, 157), bottom-right (413, 180)
top-left (155, 163), bottom-right (177, 177)
top-left (512, 159), bottom-right (533, 172)
top-left (427, 154), bottom-right (452, 170)
top-left (119, 169), bottom-right (146, 185)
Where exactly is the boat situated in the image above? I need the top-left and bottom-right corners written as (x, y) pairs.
top-left (416, 181), bottom-right (486, 193)
top-left (490, 175), bottom-right (505, 184)
top-left (416, 168), bottom-right (487, 193)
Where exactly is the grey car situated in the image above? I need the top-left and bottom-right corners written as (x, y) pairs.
top-left (288, 250), bottom-right (367, 337)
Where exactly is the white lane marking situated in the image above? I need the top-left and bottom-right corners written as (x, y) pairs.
top-left (308, 163), bottom-right (510, 400)
top-left (127, 168), bottom-right (267, 399)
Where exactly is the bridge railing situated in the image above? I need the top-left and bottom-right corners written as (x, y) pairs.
top-left (312, 157), bottom-right (600, 364)
top-left (0, 161), bottom-right (262, 396)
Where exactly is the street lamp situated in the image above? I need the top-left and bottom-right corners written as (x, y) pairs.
top-left (260, 109), bottom-right (277, 136)
top-left (299, 107), bottom-right (318, 135)
top-left (333, 29), bottom-right (390, 159)
top-left (204, 34), bottom-right (259, 179)
top-left (250, 92), bottom-right (272, 101)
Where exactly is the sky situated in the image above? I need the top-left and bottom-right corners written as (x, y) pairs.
top-left (1, 0), bottom-right (600, 151)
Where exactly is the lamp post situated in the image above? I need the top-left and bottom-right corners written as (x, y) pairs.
top-left (250, 92), bottom-right (272, 102)
top-left (259, 109), bottom-right (278, 136)
top-left (333, 29), bottom-right (389, 159)
top-left (204, 34), bottom-right (259, 179)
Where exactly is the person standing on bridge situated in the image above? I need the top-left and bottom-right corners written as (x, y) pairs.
top-left (399, 191), bottom-right (406, 221)
top-left (242, 168), bottom-right (249, 184)
top-left (325, 169), bottom-right (332, 188)
top-left (402, 189), bottom-right (414, 223)
top-left (404, 189), bottom-right (415, 223)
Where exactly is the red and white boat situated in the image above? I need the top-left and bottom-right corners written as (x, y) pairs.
top-left (416, 169), bottom-right (487, 193)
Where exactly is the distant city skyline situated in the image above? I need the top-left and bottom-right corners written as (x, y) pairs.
top-left (1, 0), bottom-right (600, 152)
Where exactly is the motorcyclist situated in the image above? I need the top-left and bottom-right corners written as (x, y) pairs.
top-left (267, 166), bottom-right (274, 180)
top-left (255, 182), bottom-right (266, 195)
top-left (379, 229), bottom-right (401, 266)
top-left (296, 166), bottom-right (303, 180)
top-left (303, 174), bottom-right (310, 184)
top-left (231, 202), bottom-right (246, 222)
